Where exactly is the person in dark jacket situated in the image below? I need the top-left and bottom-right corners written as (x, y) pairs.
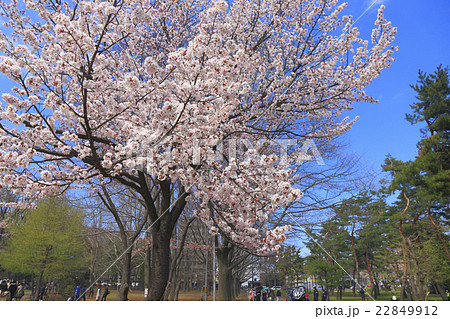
top-left (255, 289), bottom-right (261, 301)
top-left (262, 289), bottom-right (268, 301)
top-left (359, 287), bottom-right (366, 301)
top-left (8, 281), bottom-right (17, 301)
top-left (39, 283), bottom-right (46, 300)
top-left (276, 289), bottom-right (281, 301)
top-left (313, 286), bottom-right (319, 301)
top-left (0, 279), bottom-right (10, 301)
top-left (88, 286), bottom-right (94, 298)
top-left (101, 285), bottom-right (109, 301)
top-left (80, 286), bottom-right (87, 301)
top-left (0, 280), bottom-right (7, 292)
top-left (321, 289), bottom-right (328, 301)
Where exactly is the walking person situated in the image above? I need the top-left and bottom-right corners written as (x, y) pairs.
top-left (88, 286), bottom-right (94, 298)
top-left (101, 285), bottom-right (109, 301)
top-left (248, 289), bottom-right (254, 301)
top-left (0, 279), bottom-right (10, 301)
top-left (255, 289), bottom-right (261, 301)
top-left (313, 286), bottom-right (319, 301)
top-left (53, 282), bottom-right (58, 294)
top-left (74, 285), bottom-right (80, 300)
top-left (321, 289), bottom-right (328, 301)
top-left (8, 280), bottom-right (17, 301)
top-left (276, 289), bottom-right (281, 301)
top-left (80, 286), bottom-right (87, 301)
top-left (37, 284), bottom-right (45, 300)
top-left (39, 283), bottom-right (46, 300)
top-left (14, 282), bottom-right (24, 301)
top-left (96, 285), bottom-right (101, 301)
top-left (359, 287), bottom-right (366, 301)
top-left (269, 289), bottom-right (275, 301)
top-left (262, 288), bottom-right (267, 301)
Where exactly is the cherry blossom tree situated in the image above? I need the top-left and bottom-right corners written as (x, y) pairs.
top-left (0, 0), bottom-right (396, 300)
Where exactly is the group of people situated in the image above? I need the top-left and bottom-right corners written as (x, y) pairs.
top-left (248, 287), bottom-right (282, 301)
top-left (38, 282), bottom-right (52, 300)
top-left (40, 281), bottom-right (58, 298)
top-left (69, 283), bottom-right (109, 301)
top-left (290, 286), bottom-right (328, 301)
top-left (0, 279), bottom-right (24, 301)
top-left (314, 286), bottom-right (328, 301)
top-left (248, 286), bottom-right (329, 302)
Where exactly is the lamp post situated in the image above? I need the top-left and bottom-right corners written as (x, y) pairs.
top-left (212, 236), bottom-right (216, 301)
top-left (204, 226), bottom-right (208, 301)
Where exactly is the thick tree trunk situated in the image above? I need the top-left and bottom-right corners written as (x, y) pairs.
top-left (234, 278), bottom-right (241, 299)
top-left (401, 279), bottom-right (413, 301)
top-left (433, 281), bottom-right (448, 301)
top-left (144, 180), bottom-right (188, 301)
top-left (230, 274), bottom-right (236, 300)
top-left (415, 271), bottom-right (425, 300)
top-left (118, 247), bottom-right (132, 301)
top-left (409, 272), bottom-right (419, 301)
top-left (217, 245), bottom-right (233, 301)
top-left (373, 274), bottom-right (380, 299)
top-left (34, 270), bottom-right (44, 301)
top-left (400, 278), bottom-right (407, 301)
top-left (148, 227), bottom-right (172, 300)
top-left (405, 281), bottom-right (413, 301)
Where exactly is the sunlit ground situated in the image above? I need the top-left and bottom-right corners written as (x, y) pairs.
top-left (17, 289), bottom-right (443, 301)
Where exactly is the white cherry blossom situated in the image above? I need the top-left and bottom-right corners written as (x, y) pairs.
top-left (0, 0), bottom-right (396, 254)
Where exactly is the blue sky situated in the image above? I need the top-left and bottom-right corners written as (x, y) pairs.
top-left (342, 0), bottom-right (450, 172)
top-left (285, 0), bottom-right (450, 252)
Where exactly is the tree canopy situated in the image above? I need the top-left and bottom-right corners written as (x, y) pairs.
top-left (0, 197), bottom-right (87, 299)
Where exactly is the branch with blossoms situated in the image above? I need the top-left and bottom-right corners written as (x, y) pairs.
top-left (0, 0), bottom-right (396, 261)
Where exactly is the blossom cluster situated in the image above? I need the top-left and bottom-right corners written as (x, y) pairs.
top-left (0, 0), bottom-right (396, 254)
